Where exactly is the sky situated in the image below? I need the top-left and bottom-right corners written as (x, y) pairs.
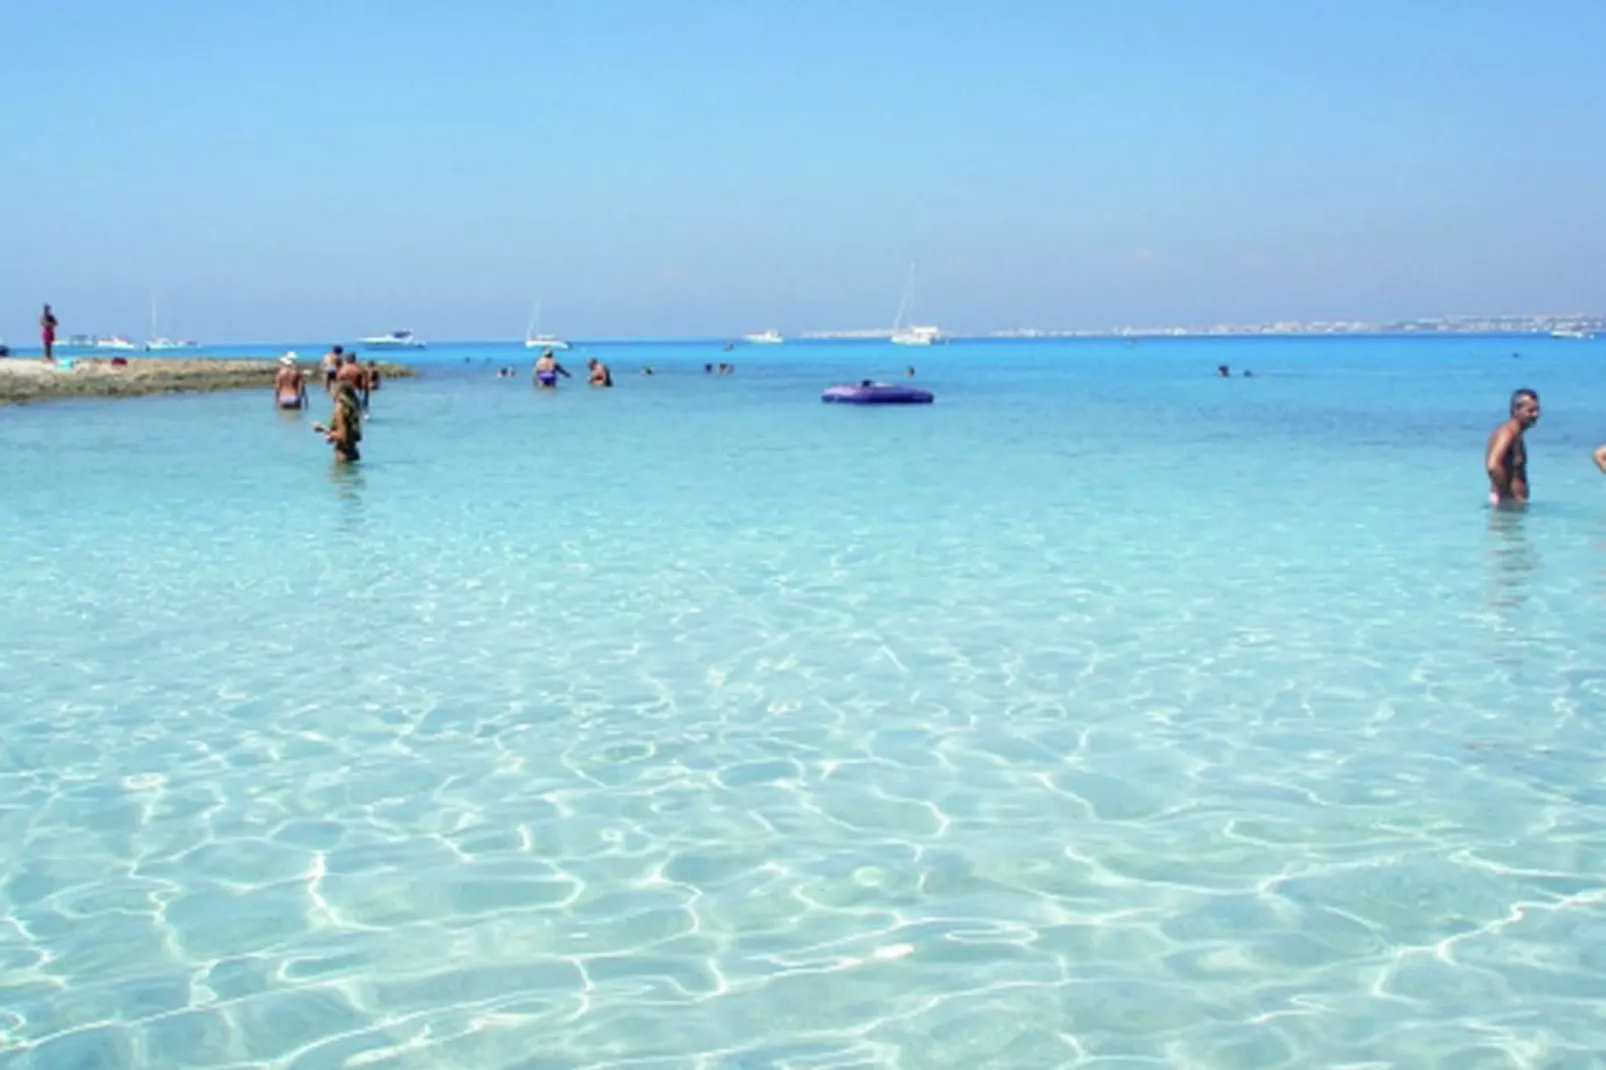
top-left (4, 0), bottom-right (1605, 343)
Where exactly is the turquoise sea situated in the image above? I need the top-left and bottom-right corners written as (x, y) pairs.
top-left (3, 336), bottom-right (1605, 1069)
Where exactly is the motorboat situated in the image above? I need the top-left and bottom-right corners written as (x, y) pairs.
top-left (92, 336), bottom-right (139, 351)
top-left (359, 330), bottom-right (426, 349)
top-left (743, 330), bottom-right (784, 345)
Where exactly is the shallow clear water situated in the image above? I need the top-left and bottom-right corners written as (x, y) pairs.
top-left (3, 337), bottom-right (1605, 1068)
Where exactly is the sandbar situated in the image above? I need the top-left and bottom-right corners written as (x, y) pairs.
top-left (0, 356), bottom-right (417, 405)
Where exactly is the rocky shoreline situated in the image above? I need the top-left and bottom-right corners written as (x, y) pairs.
top-left (0, 356), bottom-right (417, 405)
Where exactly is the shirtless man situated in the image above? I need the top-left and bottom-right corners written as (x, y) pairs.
top-left (273, 354), bottom-right (307, 410)
top-left (587, 357), bottom-right (613, 387)
top-left (336, 353), bottom-right (368, 411)
top-left (320, 346), bottom-right (344, 393)
top-left (1486, 388), bottom-right (1540, 505)
top-left (337, 352), bottom-right (366, 389)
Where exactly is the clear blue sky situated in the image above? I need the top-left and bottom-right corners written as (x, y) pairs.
top-left (5, 0), bottom-right (1604, 342)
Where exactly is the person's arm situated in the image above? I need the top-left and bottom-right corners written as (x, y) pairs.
top-left (1594, 444), bottom-right (1606, 474)
top-left (1486, 425), bottom-right (1516, 497)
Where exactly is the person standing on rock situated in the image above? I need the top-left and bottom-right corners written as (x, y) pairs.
top-left (40, 304), bottom-right (58, 362)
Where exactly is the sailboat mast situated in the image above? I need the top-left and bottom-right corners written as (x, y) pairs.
top-left (893, 263), bottom-right (916, 330)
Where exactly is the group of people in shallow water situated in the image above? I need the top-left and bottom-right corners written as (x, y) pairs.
top-left (268, 346), bottom-right (1606, 489)
top-left (272, 345), bottom-right (382, 463)
top-left (530, 349), bottom-right (614, 388)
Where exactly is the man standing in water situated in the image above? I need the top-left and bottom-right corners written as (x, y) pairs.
top-left (40, 304), bottom-right (58, 362)
top-left (1486, 388), bottom-right (1540, 505)
top-left (337, 352), bottom-right (368, 409)
top-left (320, 346), bottom-right (344, 393)
top-left (587, 356), bottom-right (613, 387)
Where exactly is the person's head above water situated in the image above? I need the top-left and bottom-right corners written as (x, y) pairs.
top-left (1510, 388), bottom-right (1541, 427)
top-left (343, 352), bottom-right (357, 364)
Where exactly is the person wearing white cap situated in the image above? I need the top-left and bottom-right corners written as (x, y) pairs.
top-left (274, 352), bottom-right (307, 410)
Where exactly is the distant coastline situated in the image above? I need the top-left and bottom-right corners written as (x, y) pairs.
top-left (803, 314), bottom-right (1601, 340)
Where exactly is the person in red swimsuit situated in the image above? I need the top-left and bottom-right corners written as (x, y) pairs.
top-left (40, 304), bottom-right (58, 362)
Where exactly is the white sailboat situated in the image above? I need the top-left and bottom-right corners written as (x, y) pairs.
top-left (524, 302), bottom-right (569, 350)
top-left (889, 264), bottom-right (940, 346)
top-left (145, 294), bottom-right (198, 351)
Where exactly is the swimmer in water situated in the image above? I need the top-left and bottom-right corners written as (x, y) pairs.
top-left (312, 379), bottom-right (363, 462)
top-left (1217, 364), bottom-right (1230, 378)
top-left (273, 354), bottom-right (307, 410)
top-left (533, 349), bottom-right (570, 389)
top-left (1486, 388), bottom-right (1540, 505)
top-left (587, 357), bottom-right (613, 387)
top-left (1594, 443), bottom-right (1606, 474)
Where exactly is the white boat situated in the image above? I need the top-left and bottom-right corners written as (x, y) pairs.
top-left (145, 294), bottom-right (199, 351)
top-left (1551, 328), bottom-right (1593, 339)
top-left (743, 330), bottom-right (784, 345)
top-left (889, 264), bottom-right (940, 345)
top-left (891, 325), bottom-right (940, 346)
top-left (92, 335), bottom-right (139, 351)
top-left (522, 303), bottom-right (569, 350)
top-left (360, 329), bottom-right (426, 349)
